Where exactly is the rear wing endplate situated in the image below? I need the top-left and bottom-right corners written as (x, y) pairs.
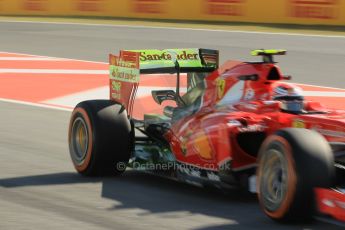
top-left (109, 51), bottom-right (140, 116)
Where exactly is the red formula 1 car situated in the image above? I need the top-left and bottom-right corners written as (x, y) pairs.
top-left (68, 49), bottom-right (345, 222)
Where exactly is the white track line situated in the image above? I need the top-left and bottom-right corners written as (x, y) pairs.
top-left (43, 86), bottom-right (109, 108)
top-left (1, 51), bottom-right (345, 92)
top-left (0, 20), bottom-right (344, 38)
top-left (0, 69), bottom-right (108, 74)
top-left (43, 86), bottom-right (182, 108)
top-left (0, 57), bottom-right (63, 61)
top-left (0, 51), bottom-right (60, 59)
top-left (0, 98), bottom-right (72, 111)
top-left (296, 83), bottom-right (345, 91)
top-left (303, 91), bottom-right (345, 97)
top-left (0, 51), bottom-right (107, 64)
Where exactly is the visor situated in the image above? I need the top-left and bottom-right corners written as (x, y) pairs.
top-left (281, 100), bottom-right (304, 112)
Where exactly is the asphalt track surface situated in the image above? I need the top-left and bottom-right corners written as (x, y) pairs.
top-left (0, 21), bottom-right (345, 230)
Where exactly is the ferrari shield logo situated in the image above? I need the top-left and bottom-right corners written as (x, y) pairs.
top-left (216, 79), bottom-right (226, 99)
top-left (292, 119), bottom-right (305, 128)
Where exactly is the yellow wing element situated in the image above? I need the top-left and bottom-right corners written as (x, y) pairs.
top-left (251, 49), bottom-right (287, 56)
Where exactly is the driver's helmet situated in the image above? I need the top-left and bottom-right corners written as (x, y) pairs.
top-left (272, 82), bottom-right (305, 113)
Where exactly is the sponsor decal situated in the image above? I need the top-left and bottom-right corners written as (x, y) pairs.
top-left (288, 0), bottom-right (339, 19)
top-left (190, 169), bottom-right (202, 178)
top-left (217, 80), bottom-right (245, 106)
top-left (177, 164), bottom-right (202, 177)
top-left (111, 80), bottom-right (122, 92)
top-left (205, 0), bottom-right (245, 16)
top-left (133, 0), bottom-right (165, 14)
top-left (238, 124), bottom-right (266, 132)
top-left (110, 66), bottom-right (140, 83)
top-left (292, 119), bottom-right (306, 128)
top-left (77, 0), bottom-right (104, 12)
top-left (23, 0), bottom-right (47, 11)
top-left (140, 51), bottom-right (199, 62)
top-left (131, 49), bottom-right (204, 69)
top-left (244, 88), bottom-right (254, 100)
top-left (216, 78), bottom-right (226, 99)
top-left (109, 53), bottom-right (140, 83)
top-left (176, 163), bottom-right (222, 180)
top-left (108, 52), bottom-right (140, 115)
top-left (111, 92), bottom-right (121, 100)
top-left (207, 172), bottom-right (221, 181)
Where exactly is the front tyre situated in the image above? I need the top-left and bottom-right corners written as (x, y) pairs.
top-left (68, 100), bottom-right (133, 176)
top-left (257, 128), bottom-right (335, 221)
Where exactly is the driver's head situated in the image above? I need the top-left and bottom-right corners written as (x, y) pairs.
top-left (272, 83), bottom-right (304, 113)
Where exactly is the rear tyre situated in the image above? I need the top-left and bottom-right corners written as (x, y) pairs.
top-left (68, 100), bottom-right (133, 176)
top-left (257, 128), bottom-right (335, 221)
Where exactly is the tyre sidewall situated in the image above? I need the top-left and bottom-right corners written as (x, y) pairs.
top-left (69, 100), bottom-right (132, 176)
top-left (257, 128), bottom-right (335, 221)
top-left (257, 135), bottom-right (297, 220)
top-left (69, 107), bottom-right (95, 173)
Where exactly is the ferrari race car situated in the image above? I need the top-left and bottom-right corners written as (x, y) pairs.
top-left (68, 49), bottom-right (345, 222)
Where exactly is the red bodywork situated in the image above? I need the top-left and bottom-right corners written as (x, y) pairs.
top-left (110, 51), bottom-right (345, 221)
top-left (166, 61), bottom-right (345, 170)
top-left (166, 61), bottom-right (345, 220)
top-left (315, 188), bottom-right (345, 221)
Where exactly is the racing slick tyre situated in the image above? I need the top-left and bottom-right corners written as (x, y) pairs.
top-left (68, 100), bottom-right (133, 176)
top-left (257, 128), bottom-right (335, 222)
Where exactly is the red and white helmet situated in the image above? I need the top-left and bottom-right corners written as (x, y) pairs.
top-left (272, 82), bottom-right (305, 113)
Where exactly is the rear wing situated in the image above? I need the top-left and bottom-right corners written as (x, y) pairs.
top-left (131, 48), bottom-right (219, 74)
top-left (109, 48), bottom-right (219, 117)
